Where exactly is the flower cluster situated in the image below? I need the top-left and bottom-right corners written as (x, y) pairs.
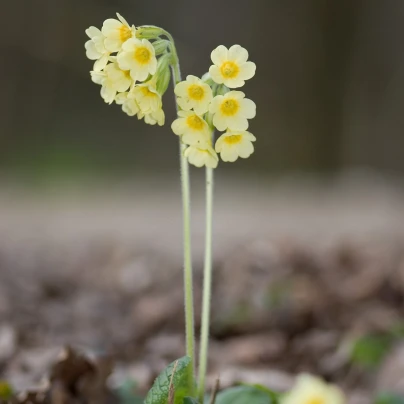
top-left (172, 45), bottom-right (256, 168)
top-left (282, 374), bottom-right (345, 404)
top-left (85, 14), bottom-right (171, 126)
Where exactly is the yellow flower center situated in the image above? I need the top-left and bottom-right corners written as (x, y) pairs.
top-left (220, 98), bottom-right (239, 116)
top-left (134, 46), bottom-right (152, 64)
top-left (187, 84), bottom-right (205, 101)
top-left (123, 70), bottom-right (131, 79)
top-left (307, 398), bottom-right (325, 404)
top-left (186, 115), bottom-right (205, 130)
top-left (140, 86), bottom-right (157, 98)
top-left (224, 134), bottom-right (242, 145)
top-left (119, 25), bottom-right (132, 43)
top-left (220, 61), bottom-right (239, 78)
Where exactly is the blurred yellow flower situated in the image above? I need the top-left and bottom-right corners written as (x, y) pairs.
top-left (102, 13), bottom-right (136, 52)
top-left (171, 111), bottom-right (211, 147)
top-left (184, 145), bottom-right (218, 168)
top-left (90, 63), bottom-right (131, 104)
top-left (215, 130), bottom-right (256, 162)
top-left (115, 92), bottom-right (140, 116)
top-left (130, 79), bottom-right (162, 114)
top-left (85, 27), bottom-right (110, 71)
top-left (117, 38), bottom-right (157, 82)
top-left (174, 75), bottom-right (213, 115)
top-left (209, 45), bottom-right (256, 88)
top-left (282, 374), bottom-right (345, 404)
top-left (209, 91), bottom-right (256, 131)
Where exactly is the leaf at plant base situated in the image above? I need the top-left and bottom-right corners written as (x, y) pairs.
top-left (374, 392), bottom-right (404, 404)
top-left (183, 397), bottom-right (199, 404)
top-left (215, 385), bottom-right (275, 404)
top-left (144, 356), bottom-right (194, 404)
top-left (350, 335), bottom-right (392, 368)
top-left (115, 379), bottom-right (144, 404)
top-left (0, 381), bottom-right (13, 400)
top-left (240, 383), bottom-right (281, 402)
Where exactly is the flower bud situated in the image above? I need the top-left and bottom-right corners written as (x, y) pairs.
top-left (153, 39), bottom-right (169, 56)
top-left (156, 54), bottom-right (171, 95)
top-left (136, 25), bottom-right (164, 40)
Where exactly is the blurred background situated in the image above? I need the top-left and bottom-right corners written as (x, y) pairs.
top-left (1, 1), bottom-right (404, 403)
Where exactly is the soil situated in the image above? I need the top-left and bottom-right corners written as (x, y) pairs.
top-left (0, 175), bottom-right (404, 404)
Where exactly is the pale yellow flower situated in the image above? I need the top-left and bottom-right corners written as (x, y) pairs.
top-left (101, 13), bottom-right (136, 52)
top-left (209, 91), bottom-right (256, 131)
top-left (117, 38), bottom-right (157, 82)
top-left (171, 111), bottom-right (211, 148)
top-left (129, 79), bottom-right (162, 114)
top-left (184, 145), bottom-right (218, 168)
top-left (85, 27), bottom-right (110, 71)
top-left (91, 63), bottom-right (132, 104)
top-left (209, 45), bottom-right (256, 88)
top-left (282, 374), bottom-right (345, 404)
top-left (140, 108), bottom-right (165, 126)
top-left (115, 92), bottom-right (140, 116)
top-left (174, 75), bottom-right (213, 115)
top-left (215, 130), bottom-right (256, 162)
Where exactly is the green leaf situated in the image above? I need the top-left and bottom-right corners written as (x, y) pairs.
top-left (183, 397), bottom-right (199, 404)
top-left (116, 379), bottom-right (144, 404)
top-left (240, 384), bottom-right (281, 402)
top-left (0, 381), bottom-right (13, 400)
top-left (374, 392), bottom-right (404, 404)
top-left (144, 356), bottom-right (194, 404)
top-left (215, 385), bottom-right (275, 404)
top-left (350, 335), bottom-right (392, 368)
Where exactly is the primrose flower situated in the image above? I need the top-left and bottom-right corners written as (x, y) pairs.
top-left (117, 38), bottom-right (157, 82)
top-left (209, 91), bottom-right (256, 131)
top-left (171, 111), bottom-right (211, 147)
top-left (282, 374), bottom-right (345, 404)
top-left (215, 130), bottom-right (256, 162)
top-left (140, 108), bottom-right (165, 126)
top-left (91, 63), bottom-right (131, 104)
top-left (130, 79), bottom-right (162, 114)
top-left (209, 45), bottom-right (256, 88)
top-left (115, 92), bottom-right (140, 116)
top-left (102, 13), bottom-right (136, 52)
top-left (184, 145), bottom-right (218, 169)
top-left (85, 27), bottom-right (110, 71)
top-left (174, 75), bottom-right (213, 115)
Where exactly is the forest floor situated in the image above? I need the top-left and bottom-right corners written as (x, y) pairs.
top-left (0, 173), bottom-right (404, 404)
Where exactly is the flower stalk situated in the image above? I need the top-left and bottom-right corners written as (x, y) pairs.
top-left (197, 162), bottom-right (214, 402)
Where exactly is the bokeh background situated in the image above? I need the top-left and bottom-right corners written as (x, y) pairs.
top-left (1, 1), bottom-right (404, 403)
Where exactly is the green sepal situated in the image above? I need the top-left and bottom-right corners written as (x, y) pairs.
top-left (144, 356), bottom-right (194, 404)
top-left (137, 26), bottom-right (164, 40)
top-left (153, 39), bottom-right (170, 56)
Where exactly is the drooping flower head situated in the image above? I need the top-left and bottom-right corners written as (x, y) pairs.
top-left (281, 374), bottom-right (345, 404)
top-left (209, 45), bottom-right (256, 88)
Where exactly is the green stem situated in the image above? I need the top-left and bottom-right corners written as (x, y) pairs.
top-left (198, 164), bottom-right (214, 402)
top-left (167, 31), bottom-right (196, 372)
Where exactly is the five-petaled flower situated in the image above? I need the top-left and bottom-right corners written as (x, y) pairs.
top-left (174, 75), bottom-right (213, 115)
top-left (102, 13), bottom-right (136, 52)
top-left (184, 145), bottom-right (219, 169)
top-left (209, 91), bottom-right (256, 132)
top-left (215, 130), bottom-right (256, 162)
top-left (281, 374), bottom-right (345, 404)
top-left (117, 38), bottom-right (157, 82)
top-left (171, 111), bottom-right (211, 147)
top-left (209, 45), bottom-right (256, 88)
top-left (85, 27), bottom-right (110, 72)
